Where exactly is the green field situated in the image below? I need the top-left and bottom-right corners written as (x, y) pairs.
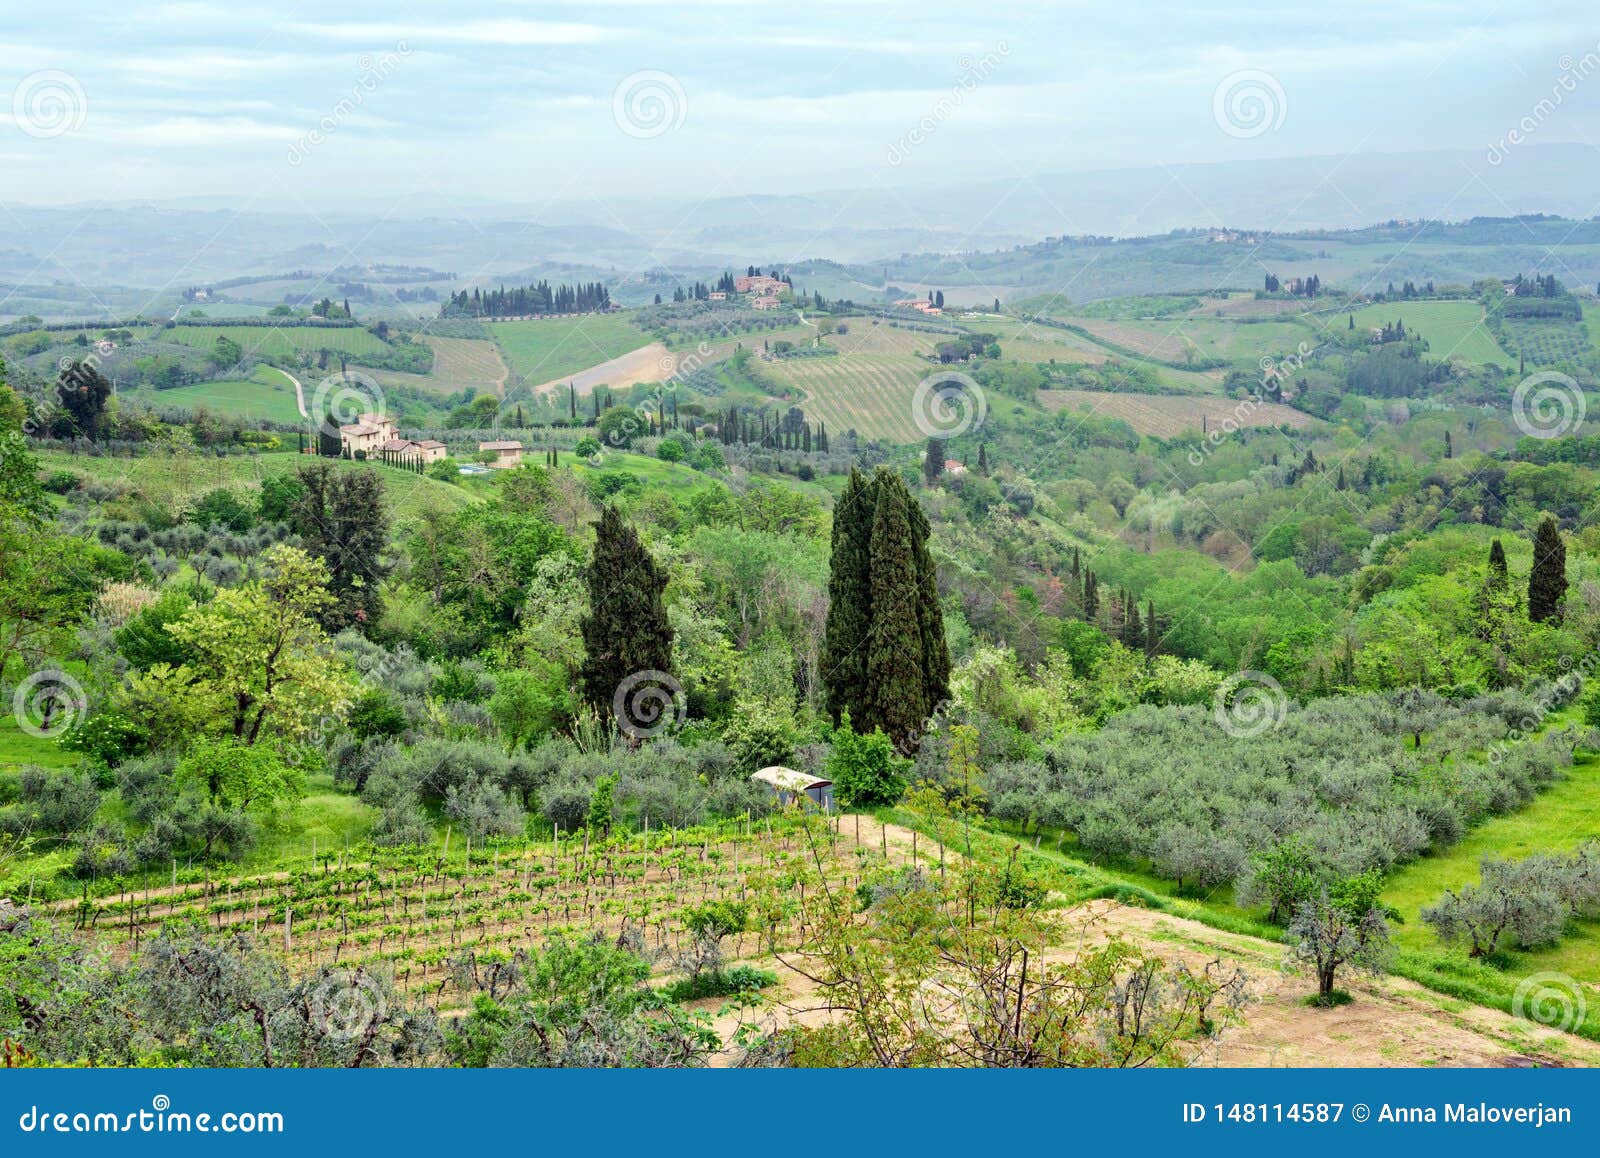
top-left (157, 324), bottom-right (390, 360)
top-left (34, 449), bottom-right (478, 526)
top-left (1347, 300), bottom-right (1516, 367)
top-left (132, 366), bottom-right (305, 424)
top-left (1382, 714), bottom-right (1600, 984)
top-left (488, 314), bottom-right (649, 386)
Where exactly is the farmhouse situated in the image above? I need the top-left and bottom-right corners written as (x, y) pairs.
top-left (479, 439), bottom-right (524, 467)
top-left (339, 412), bottom-right (397, 458)
top-left (708, 291), bottom-right (727, 301)
top-left (735, 274), bottom-right (786, 295)
top-left (378, 437), bottom-right (449, 464)
top-left (751, 294), bottom-right (781, 310)
top-left (751, 766), bottom-right (833, 811)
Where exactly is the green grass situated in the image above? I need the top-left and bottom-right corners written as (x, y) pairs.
top-left (131, 366), bottom-right (304, 424)
top-left (34, 448), bottom-right (478, 525)
top-left (1347, 300), bottom-right (1516, 367)
top-left (0, 714), bottom-right (78, 771)
top-left (1382, 719), bottom-right (1600, 984)
top-left (157, 324), bottom-right (390, 360)
top-left (568, 450), bottom-right (712, 493)
top-left (489, 314), bottom-right (649, 386)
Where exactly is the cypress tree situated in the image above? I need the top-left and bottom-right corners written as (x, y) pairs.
top-left (821, 469), bottom-right (875, 726)
top-left (822, 468), bottom-right (949, 750)
top-left (317, 411), bottom-right (342, 458)
top-left (291, 462), bottom-right (390, 632)
top-left (1487, 538), bottom-right (1509, 589)
top-left (1528, 516), bottom-right (1567, 623)
top-left (1144, 598), bottom-right (1159, 660)
top-left (866, 473), bottom-right (927, 749)
top-left (977, 443), bottom-right (989, 475)
top-left (579, 506), bottom-right (674, 717)
top-left (923, 437), bottom-right (946, 484)
top-left (906, 483), bottom-right (950, 719)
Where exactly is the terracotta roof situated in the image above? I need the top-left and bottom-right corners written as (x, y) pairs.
top-left (416, 439), bottom-right (446, 449)
top-left (340, 423), bottom-right (380, 437)
top-left (479, 440), bottom-right (523, 451)
top-left (380, 438), bottom-right (417, 452)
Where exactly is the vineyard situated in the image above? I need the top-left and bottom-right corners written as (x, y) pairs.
top-left (419, 336), bottom-right (509, 396)
top-left (764, 353), bottom-right (931, 442)
top-left (52, 814), bottom-right (926, 1012)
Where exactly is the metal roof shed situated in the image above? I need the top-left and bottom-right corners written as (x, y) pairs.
top-left (751, 766), bottom-right (833, 811)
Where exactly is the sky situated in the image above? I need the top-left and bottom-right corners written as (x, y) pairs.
top-left (3, 1), bottom-right (1600, 215)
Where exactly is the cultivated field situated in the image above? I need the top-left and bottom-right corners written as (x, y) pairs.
top-left (422, 335), bottom-right (509, 395)
top-left (131, 366), bottom-right (304, 424)
top-left (51, 814), bottom-right (910, 1018)
top-left (530, 342), bottom-right (676, 396)
top-left (756, 319), bottom-right (947, 441)
top-left (157, 324), bottom-right (390, 360)
top-left (1346, 300), bottom-right (1515, 367)
top-left (964, 316), bottom-right (1107, 365)
top-left (1064, 315), bottom-right (1314, 366)
top-left (1037, 388), bottom-right (1317, 437)
top-left (489, 314), bottom-right (650, 387)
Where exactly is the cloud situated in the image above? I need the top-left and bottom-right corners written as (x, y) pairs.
top-left (107, 116), bottom-right (301, 146)
top-left (287, 20), bottom-right (608, 47)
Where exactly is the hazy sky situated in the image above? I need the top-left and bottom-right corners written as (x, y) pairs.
top-left (3, 1), bottom-right (1599, 212)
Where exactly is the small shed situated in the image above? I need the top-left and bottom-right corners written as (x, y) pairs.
top-left (751, 766), bottom-right (833, 811)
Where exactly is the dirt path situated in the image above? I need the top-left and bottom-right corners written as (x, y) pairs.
top-left (706, 820), bottom-right (1600, 1068)
top-left (530, 343), bottom-right (676, 397)
top-left (264, 366), bottom-right (308, 418)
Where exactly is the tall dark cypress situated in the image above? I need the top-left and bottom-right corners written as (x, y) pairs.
top-left (821, 469), bottom-right (874, 726)
top-left (866, 473), bottom-right (927, 750)
top-left (579, 506), bottom-right (674, 715)
top-left (822, 468), bottom-right (948, 750)
top-left (291, 462), bottom-right (390, 632)
top-left (1528, 516), bottom-right (1567, 623)
top-left (1487, 538), bottom-right (1509, 589)
top-left (906, 484), bottom-right (951, 720)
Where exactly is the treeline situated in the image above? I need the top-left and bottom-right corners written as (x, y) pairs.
top-left (442, 281), bottom-right (612, 318)
top-left (712, 404), bottom-right (829, 452)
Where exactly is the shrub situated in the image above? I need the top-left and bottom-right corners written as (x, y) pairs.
top-left (826, 715), bottom-right (908, 808)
